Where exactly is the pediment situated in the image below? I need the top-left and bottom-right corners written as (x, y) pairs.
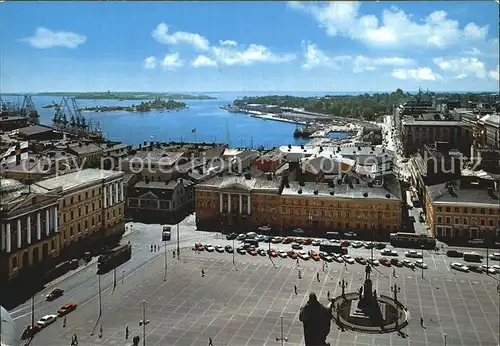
top-left (138, 191), bottom-right (159, 199)
top-left (220, 182), bottom-right (252, 191)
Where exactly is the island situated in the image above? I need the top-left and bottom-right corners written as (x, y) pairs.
top-left (78, 98), bottom-right (187, 113)
top-left (31, 91), bottom-right (216, 100)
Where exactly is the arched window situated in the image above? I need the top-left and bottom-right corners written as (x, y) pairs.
top-left (12, 256), bottom-right (18, 268)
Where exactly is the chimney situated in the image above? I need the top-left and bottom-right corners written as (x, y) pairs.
top-left (15, 144), bottom-right (21, 165)
top-left (143, 141), bottom-right (147, 146)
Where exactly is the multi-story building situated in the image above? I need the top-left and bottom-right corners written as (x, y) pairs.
top-left (0, 179), bottom-right (61, 282)
top-left (195, 174), bottom-right (403, 238)
top-left (36, 169), bottom-right (126, 256)
top-left (195, 174), bottom-right (282, 232)
top-left (401, 119), bottom-right (472, 156)
top-left (252, 149), bottom-right (286, 173)
top-left (425, 181), bottom-right (500, 246)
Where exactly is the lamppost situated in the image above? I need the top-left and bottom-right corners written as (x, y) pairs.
top-left (98, 273), bottom-right (102, 316)
top-left (443, 333), bottom-right (447, 346)
top-left (391, 283), bottom-right (401, 302)
top-left (232, 237), bottom-right (237, 270)
top-left (163, 240), bottom-right (167, 281)
top-left (421, 245), bottom-right (425, 279)
top-left (176, 223), bottom-right (180, 260)
top-left (139, 300), bottom-right (149, 346)
top-left (122, 270), bottom-right (125, 284)
top-left (275, 316), bottom-right (287, 345)
top-left (339, 279), bottom-right (347, 298)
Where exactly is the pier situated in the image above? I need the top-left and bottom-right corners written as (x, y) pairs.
top-left (310, 124), bottom-right (359, 137)
top-left (245, 111), bottom-right (308, 125)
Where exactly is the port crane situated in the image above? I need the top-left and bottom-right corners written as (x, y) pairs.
top-left (51, 96), bottom-right (103, 140)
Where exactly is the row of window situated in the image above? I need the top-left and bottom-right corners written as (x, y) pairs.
top-left (436, 227), bottom-right (500, 239)
top-left (280, 208), bottom-right (400, 220)
top-left (62, 187), bottom-right (101, 208)
top-left (436, 206), bottom-right (499, 215)
top-left (128, 198), bottom-right (174, 210)
top-left (436, 215), bottom-right (500, 227)
top-left (64, 199), bottom-right (101, 223)
top-left (62, 207), bottom-right (123, 241)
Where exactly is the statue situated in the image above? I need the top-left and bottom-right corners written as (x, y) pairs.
top-left (299, 293), bottom-right (332, 346)
top-left (365, 264), bottom-right (372, 280)
top-left (358, 286), bottom-right (363, 299)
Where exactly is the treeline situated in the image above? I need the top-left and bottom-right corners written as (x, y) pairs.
top-left (135, 97), bottom-right (186, 112)
top-left (233, 89), bottom-right (497, 121)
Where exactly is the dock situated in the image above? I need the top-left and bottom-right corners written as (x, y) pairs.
top-left (245, 111), bottom-right (308, 126)
top-left (310, 124), bottom-right (359, 137)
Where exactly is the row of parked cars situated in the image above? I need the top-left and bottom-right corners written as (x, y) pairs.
top-left (450, 262), bottom-right (500, 274)
top-left (21, 288), bottom-right (77, 340)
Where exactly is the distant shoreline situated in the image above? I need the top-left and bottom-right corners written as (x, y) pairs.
top-left (3, 92), bottom-right (217, 101)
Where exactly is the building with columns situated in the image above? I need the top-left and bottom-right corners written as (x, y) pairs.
top-left (195, 174), bottom-right (282, 232)
top-left (36, 169), bottom-right (126, 255)
top-left (0, 179), bottom-right (61, 282)
top-left (0, 169), bottom-right (126, 284)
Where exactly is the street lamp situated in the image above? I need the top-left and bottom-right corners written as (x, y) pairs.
top-left (275, 316), bottom-right (287, 345)
top-left (163, 240), bottom-right (167, 281)
top-left (421, 245), bottom-right (425, 279)
top-left (176, 223), bottom-right (180, 260)
top-left (139, 300), bottom-right (150, 346)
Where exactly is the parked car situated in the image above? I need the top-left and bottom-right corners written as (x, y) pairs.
top-left (379, 258), bottom-right (391, 267)
top-left (255, 235), bottom-right (265, 242)
top-left (224, 245), bottom-right (234, 253)
top-left (481, 265), bottom-right (498, 275)
top-left (351, 241), bottom-right (363, 249)
top-left (57, 303), bottom-right (77, 316)
top-left (342, 255), bottom-right (355, 264)
top-left (414, 260), bottom-right (428, 269)
top-left (367, 258), bottom-right (379, 266)
top-left (405, 251), bottom-right (423, 258)
top-left (363, 242), bottom-right (375, 249)
top-left (236, 234), bottom-right (246, 241)
top-left (295, 238), bottom-right (304, 245)
top-left (267, 249), bottom-right (278, 257)
top-left (46, 288), bottom-right (64, 301)
top-left (282, 237), bottom-right (295, 244)
top-left (489, 253), bottom-right (500, 261)
top-left (226, 233), bottom-right (238, 240)
top-left (310, 250), bottom-right (320, 261)
top-left (36, 314), bottom-right (57, 328)
top-left (341, 240), bottom-right (350, 247)
top-left (271, 237), bottom-right (283, 243)
top-left (278, 250), bottom-right (288, 258)
top-left (402, 259), bottom-right (414, 268)
top-left (381, 249), bottom-right (398, 257)
top-left (21, 325), bottom-right (40, 340)
top-left (355, 256), bottom-right (366, 265)
top-left (390, 258), bottom-right (404, 267)
top-left (236, 247), bottom-right (246, 255)
top-left (287, 250), bottom-right (298, 259)
top-left (303, 238), bottom-right (313, 245)
top-left (215, 245), bottom-right (225, 253)
top-left (298, 251), bottom-right (310, 260)
top-left (204, 244), bottom-right (215, 252)
top-left (447, 250), bottom-right (464, 258)
top-left (319, 252), bottom-right (333, 262)
top-left (194, 243), bottom-right (204, 251)
top-left (333, 254), bottom-right (344, 263)
top-left (312, 239), bottom-right (322, 246)
top-left (291, 243), bottom-right (303, 250)
top-left (247, 247), bottom-right (258, 256)
top-left (451, 262), bottom-right (469, 272)
top-left (262, 236), bottom-right (271, 243)
top-left (376, 243), bottom-right (386, 250)
top-left (258, 248), bottom-right (267, 257)
top-left (468, 264), bottom-right (484, 273)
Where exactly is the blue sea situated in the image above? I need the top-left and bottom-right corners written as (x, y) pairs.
top-left (1, 92), bottom-right (355, 148)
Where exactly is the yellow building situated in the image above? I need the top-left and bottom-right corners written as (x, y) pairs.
top-left (425, 183), bottom-right (500, 246)
top-left (0, 179), bottom-right (61, 281)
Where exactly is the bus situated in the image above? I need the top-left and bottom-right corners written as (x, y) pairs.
top-left (463, 252), bottom-right (482, 263)
top-left (325, 232), bottom-right (340, 240)
top-left (162, 226), bottom-right (172, 241)
top-left (97, 243), bottom-right (132, 274)
top-left (319, 242), bottom-right (347, 255)
top-left (389, 232), bottom-right (436, 249)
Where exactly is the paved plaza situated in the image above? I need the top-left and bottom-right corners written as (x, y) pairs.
top-left (30, 245), bottom-right (500, 346)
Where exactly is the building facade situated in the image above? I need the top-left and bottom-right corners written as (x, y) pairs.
top-left (425, 182), bottom-right (500, 246)
top-left (0, 179), bottom-right (61, 282)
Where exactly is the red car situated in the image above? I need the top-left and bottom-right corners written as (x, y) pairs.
top-left (57, 303), bottom-right (77, 316)
top-left (21, 325), bottom-right (40, 340)
top-left (379, 258), bottom-right (392, 267)
top-left (267, 249), bottom-right (278, 257)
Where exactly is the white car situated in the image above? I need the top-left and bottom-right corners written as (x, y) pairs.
top-left (297, 251), bottom-right (310, 260)
top-left (367, 258), bottom-right (379, 266)
top-left (414, 260), bottom-right (428, 269)
top-left (277, 250), bottom-right (287, 258)
top-left (342, 255), bottom-right (355, 264)
top-left (215, 245), bottom-right (225, 253)
top-left (312, 239), bottom-right (322, 246)
top-left (492, 264), bottom-right (500, 272)
top-left (236, 234), bottom-right (246, 240)
top-left (37, 314), bottom-right (57, 328)
top-left (405, 251), bottom-right (423, 258)
top-left (451, 262), bottom-right (469, 272)
top-left (205, 244), bottom-right (215, 252)
top-left (402, 259), bottom-right (414, 268)
top-left (271, 237), bottom-right (283, 244)
top-left (255, 235), bottom-right (265, 241)
top-left (489, 253), bottom-right (500, 261)
top-left (481, 265), bottom-right (498, 275)
top-left (351, 241), bottom-right (363, 248)
top-left (381, 249), bottom-right (398, 257)
top-left (333, 254), bottom-right (344, 263)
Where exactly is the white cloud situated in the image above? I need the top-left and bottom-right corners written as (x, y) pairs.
top-left (301, 42), bottom-right (351, 69)
top-left (161, 53), bottom-right (183, 70)
top-left (22, 27), bottom-right (86, 49)
top-left (352, 56), bottom-right (415, 73)
top-left (143, 56), bottom-right (157, 69)
top-left (391, 68), bottom-right (440, 81)
top-left (192, 55), bottom-right (217, 67)
top-left (290, 2), bottom-right (490, 49)
top-left (152, 23), bottom-right (210, 51)
top-left (219, 40), bottom-right (237, 47)
top-left (433, 57), bottom-right (487, 78)
top-left (489, 65), bottom-right (499, 80)
top-left (212, 43), bottom-right (296, 66)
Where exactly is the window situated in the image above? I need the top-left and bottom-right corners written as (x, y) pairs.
top-left (92, 202), bottom-right (95, 211)
top-left (98, 215), bottom-right (101, 222)
top-left (70, 226), bottom-right (73, 236)
top-left (463, 217), bottom-right (468, 225)
top-left (454, 208), bottom-right (460, 213)
top-left (71, 197), bottom-right (74, 204)
top-left (71, 211), bottom-right (74, 219)
top-left (78, 208), bottom-right (81, 217)
top-left (51, 240), bottom-right (55, 250)
top-left (92, 190), bottom-right (95, 197)
top-left (78, 195), bottom-right (81, 202)
top-left (454, 217), bottom-right (459, 225)
top-left (64, 214), bottom-right (67, 223)
top-left (63, 200), bottom-right (66, 207)
top-left (445, 217), bottom-right (450, 224)
top-left (78, 224), bottom-right (81, 233)
top-left (471, 208), bottom-right (476, 214)
top-left (437, 207), bottom-right (442, 212)
top-left (85, 220), bottom-right (88, 229)
top-left (92, 217), bottom-right (95, 226)
top-left (446, 207), bottom-right (451, 212)
top-left (12, 256), bottom-right (18, 269)
top-left (85, 192), bottom-right (88, 199)
top-left (437, 216), bottom-right (442, 223)
top-left (480, 219), bottom-right (485, 226)
top-left (489, 219), bottom-right (494, 226)
top-left (86, 205), bottom-right (89, 214)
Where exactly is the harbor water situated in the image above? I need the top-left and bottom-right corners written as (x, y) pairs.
top-left (1, 92), bottom-right (350, 148)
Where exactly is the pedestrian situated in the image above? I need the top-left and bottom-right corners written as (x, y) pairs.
top-left (63, 315), bottom-right (67, 327)
top-left (150, 244), bottom-right (153, 252)
top-left (125, 326), bottom-right (129, 340)
top-left (173, 250), bottom-right (176, 258)
top-left (316, 272), bottom-right (320, 282)
top-left (99, 325), bottom-right (103, 338)
top-left (344, 262), bottom-right (347, 269)
top-left (74, 334), bottom-right (78, 345)
top-left (327, 290), bottom-right (330, 299)
top-left (393, 268), bottom-right (396, 277)
top-left (296, 258), bottom-right (299, 265)
top-left (208, 337), bottom-right (214, 346)
top-left (298, 269), bottom-right (302, 279)
top-left (201, 268), bottom-right (205, 277)
top-left (420, 317), bottom-right (425, 328)
top-left (294, 285), bottom-right (297, 295)
top-left (71, 336), bottom-right (75, 346)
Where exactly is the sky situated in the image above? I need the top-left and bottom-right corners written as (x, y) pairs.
top-left (1, 1), bottom-right (499, 93)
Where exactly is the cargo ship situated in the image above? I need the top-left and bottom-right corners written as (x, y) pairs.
top-left (220, 104), bottom-right (242, 113)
